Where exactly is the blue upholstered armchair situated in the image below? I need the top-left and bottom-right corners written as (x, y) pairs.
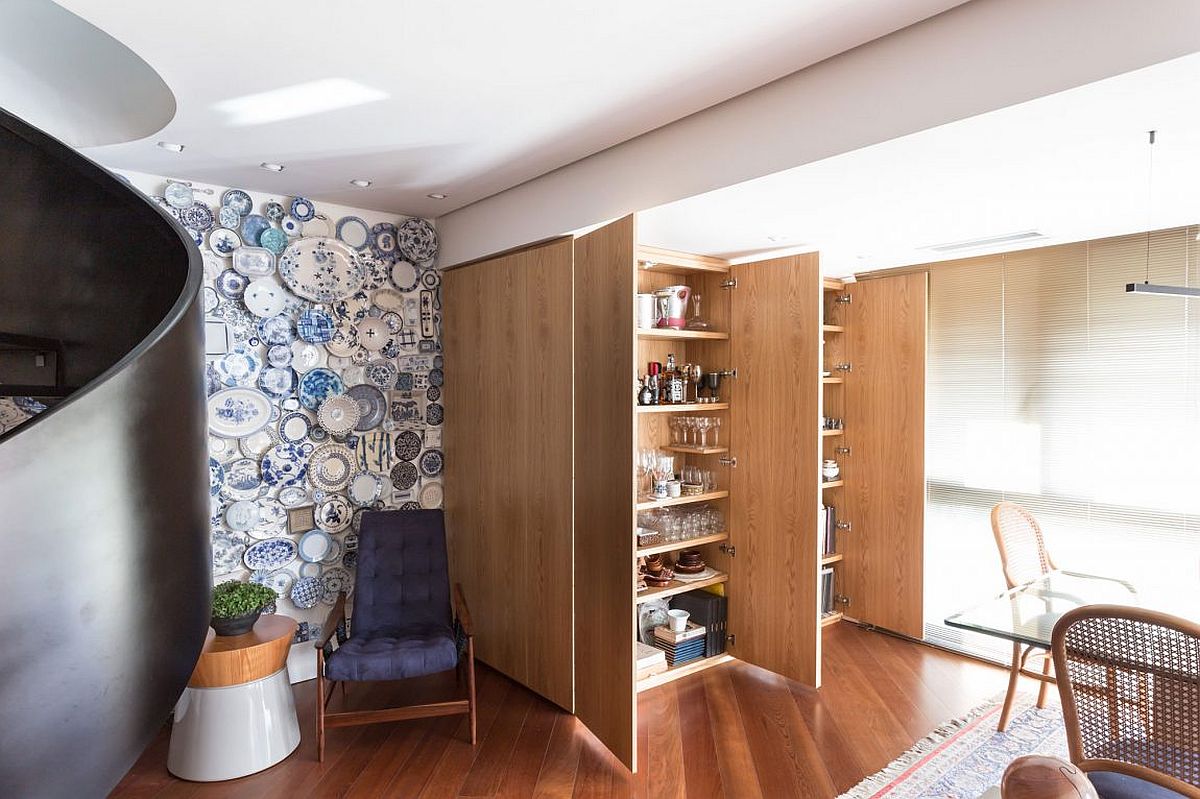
top-left (315, 509), bottom-right (476, 761)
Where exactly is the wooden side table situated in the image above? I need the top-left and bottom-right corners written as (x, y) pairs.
top-left (167, 614), bottom-right (301, 781)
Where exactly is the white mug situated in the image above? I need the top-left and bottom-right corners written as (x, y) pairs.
top-left (636, 294), bottom-right (657, 329)
top-left (667, 609), bottom-right (690, 633)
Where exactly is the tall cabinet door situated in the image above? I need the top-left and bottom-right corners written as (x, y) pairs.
top-left (843, 272), bottom-right (926, 639)
top-left (727, 253), bottom-right (823, 687)
top-left (573, 216), bottom-right (637, 769)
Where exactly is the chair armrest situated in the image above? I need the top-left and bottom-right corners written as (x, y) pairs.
top-left (453, 583), bottom-right (473, 637)
top-left (317, 591), bottom-right (347, 648)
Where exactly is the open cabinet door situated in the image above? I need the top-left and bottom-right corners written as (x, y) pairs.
top-left (573, 216), bottom-right (637, 769)
top-left (843, 272), bottom-right (926, 638)
top-left (727, 253), bottom-right (822, 687)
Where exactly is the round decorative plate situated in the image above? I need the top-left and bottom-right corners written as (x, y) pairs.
top-left (243, 279), bottom-right (287, 318)
top-left (281, 215), bottom-right (303, 237)
top-left (232, 245), bottom-right (275, 278)
top-left (419, 449), bottom-right (444, 477)
top-left (215, 344), bottom-right (261, 387)
top-left (331, 294), bottom-right (368, 323)
top-left (366, 361), bottom-right (398, 390)
top-left (208, 387), bottom-right (272, 438)
top-left (258, 366), bottom-right (295, 400)
top-left (264, 201), bottom-right (285, 221)
top-left (209, 228), bottom-right (242, 257)
top-left (321, 541), bottom-right (343, 574)
top-left (324, 325), bottom-right (358, 358)
top-left (372, 288), bottom-right (404, 312)
top-left (394, 430), bottom-right (422, 461)
top-left (428, 367), bottom-right (444, 387)
top-left (221, 188), bottom-right (253, 216)
top-left (426, 402), bottom-right (443, 426)
top-left (298, 561), bottom-right (323, 578)
top-left (267, 344), bottom-right (292, 368)
top-left (257, 314), bottom-right (295, 347)
top-left (426, 385), bottom-right (440, 402)
top-left (390, 460), bottom-right (418, 491)
top-left (212, 532), bottom-right (246, 576)
top-left (278, 485), bottom-right (308, 507)
top-left (225, 456), bottom-right (263, 494)
top-left (260, 227), bottom-right (288, 255)
top-left (419, 268), bottom-right (440, 290)
top-left (302, 214), bottom-right (332, 237)
top-left (180, 203), bottom-right (214, 232)
top-left (291, 576), bottom-right (322, 608)
top-left (290, 340), bottom-right (327, 373)
top-left (336, 216), bottom-right (370, 249)
top-left (290, 196), bottom-right (316, 222)
top-left (360, 256), bottom-right (390, 291)
top-left (261, 442), bottom-right (309, 487)
top-left (278, 237), bottom-right (366, 303)
top-left (419, 481), bottom-right (443, 509)
top-left (370, 222), bottom-right (399, 262)
top-left (209, 434), bottom-right (232, 457)
top-left (224, 499), bottom-right (260, 531)
top-left (252, 569), bottom-right (292, 598)
top-left (398, 500), bottom-right (422, 511)
top-left (216, 269), bottom-right (248, 300)
top-left (218, 205), bottom-right (241, 229)
top-left (356, 317), bottom-right (390, 351)
top-left (202, 286), bottom-right (220, 315)
top-left (348, 472), bottom-right (383, 506)
top-left (389, 260), bottom-right (419, 292)
top-left (279, 411), bottom-right (311, 444)
top-left (252, 497), bottom-right (287, 537)
top-left (397, 217), bottom-right (438, 262)
top-left (240, 214), bottom-right (271, 247)
top-left (203, 252), bottom-right (225, 280)
top-left (208, 457), bottom-right (225, 497)
top-left (297, 367), bottom-right (345, 411)
top-left (244, 537), bottom-right (298, 571)
top-left (321, 567), bottom-right (351, 600)
top-left (345, 384), bottom-right (387, 431)
top-left (309, 444), bottom-right (355, 491)
top-left (318, 394), bottom-right (360, 434)
top-left (316, 495), bottom-right (353, 532)
top-left (165, 182), bottom-right (195, 209)
top-left (297, 308), bottom-right (335, 343)
top-left (341, 365), bottom-right (367, 386)
top-left (298, 529), bottom-right (333, 562)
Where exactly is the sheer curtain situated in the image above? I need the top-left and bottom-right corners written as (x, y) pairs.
top-left (923, 225), bottom-right (1200, 661)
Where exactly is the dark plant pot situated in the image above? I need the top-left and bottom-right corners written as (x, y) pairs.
top-left (210, 609), bottom-right (261, 637)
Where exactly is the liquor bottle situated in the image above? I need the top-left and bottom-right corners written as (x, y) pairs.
top-left (665, 354), bottom-right (685, 404)
top-left (637, 376), bottom-right (654, 406)
top-left (647, 362), bottom-right (662, 405)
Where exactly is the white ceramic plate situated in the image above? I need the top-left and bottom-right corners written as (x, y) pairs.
top-left (316, 495), bottom-right (353, 532)
top-left (224, 499), bottom-right (261, 531)
top-left (290, 340), bottom-right (327, 373)
top-left (298, 529), bottom-right (333, 562)
top-left (419, 481), bottom-right (444, 509)
top-left (232, 246), bottom-right (276, 278)
top-left (243, 278), bottom-right (288, 317)
top-left (207, 388), bottom-right (272, 438)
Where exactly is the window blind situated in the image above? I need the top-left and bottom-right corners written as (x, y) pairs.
top-left (923, 226), bottom-right (1200, 662)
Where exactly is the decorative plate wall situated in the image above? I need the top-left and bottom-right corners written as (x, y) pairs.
top-left (278, 237), bottom-right (366, 302)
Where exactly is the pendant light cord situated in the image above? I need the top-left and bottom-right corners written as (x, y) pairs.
top-left (1145, 130), bottom-right (1156, 284)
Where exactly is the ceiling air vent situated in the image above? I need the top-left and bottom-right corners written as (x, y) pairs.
top-left (920, 230), bottom-right (1046, 253)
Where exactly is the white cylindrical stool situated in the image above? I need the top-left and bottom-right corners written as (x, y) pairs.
top-left (168, 615), bottom-right (301, 781)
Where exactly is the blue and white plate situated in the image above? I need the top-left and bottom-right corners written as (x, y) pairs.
top-left (289, 196), bottom-right (316, 222)
top-left (267, 344), bottom-right (292, 368)
top-left (397, 217), bottom-right (438, 263)
top-left (258, 366), bottom-right (295, 400)
top-left (321, 567), bottom-right (351, 601)
top-left (239, 426), bottom-right (277, 458)
top-left (224, 499), bottom-right (260, 532)
top-left (221, 188), bottom-right (253, 216)
top-left (251, 568), bottom-right (292, 598)
top-left (258, 314), bottom-right (295, 347)
top-left (316, 495), bottom-right (353, 532)
top-left (212, 532), bottom-right (246, 576)
top-left (419, 268), bottom-right (440, 290)
top-left (298, 528), bottom-right (333, 562)
top-left (290, 575), bottom-right (322, 609)
top-left (419, 449), bottom-right (444, 477)
top-left (208, 457), bottom-right (225, 497)
top-left (346, 383), bottom-right (387, 431)
top-left (278, 485), bottom-right (308, 507)
top-left (225, 456), bottom-right (263, 494)
top-left (426, 402), bottom-right (443, 426)
top-left (394, 430), bottom-right (421, 462)
top-left (202, 286), bottom-right (220, 316)
top-left (209, 228), bottom-right (242, 257)
top-left (180, 203), bottom-right (214, 232)
top-left (261, 442), bottom-right (308, 487)
top-left (244, 537), bottom-right (298, 571)
top-left (216, 344), bottom-right (262, 387)
top-left (165, 182), bottom-right (195, 209)
top-left (281, 215), bottom-right (303, 237)
top-left (279, 411), bottom-right (311, 444)
top-left (390, 460), bottom-right (418, 491)
top-left (241, 214), bottom-right (271, 247)
top-left (297, 367), bottom-right (345, 411)
top-left (260, 227), bottom-right (287, 256)
top-left (336, 216), bottom-right (370, 250)
top-left (297, 309), bottom-right (335, 343)
top-left (366, 361), bottom-right (397, 390)
top-left (218, 205), bottom-right (241, 229)
top-left (308, 443), bottom-right (355, 491)
top-left (216, 268), bottom-right (248, 299)
top-left (348, 472), bottom-right (383, 506)
top-left (389, 260), bottom-right (419, 292)
top-left (232, 246), bottom-right (275, 278)
top-left (252, 497), bottom-right (287, 538)
top-left (207, 387), bottom-right (272, 438)
top-left (371, 223), bottom-right (399, 262)
top-left (264, 201), bottom-right (285, 221)
top-left (298, 561), bottom-right (323, 579)
top-left (278, 237), bottom-right (366, 303)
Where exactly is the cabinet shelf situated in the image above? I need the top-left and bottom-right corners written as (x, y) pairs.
top-left (637, 328), bottom-right (729, 341)
top-left (636, 402), bottom-right (729, 414)
top-left (636, 531), bottom-right (728, 557)
top-left (821, 480), bottom-right (844, 490)
top-left (636, 246), bottom-right (731, 275)
top-left (821, 324), bottom-right (845, 333)
top-left (636, 653), bottom-right (734, 693)
top-left (820, 552), bottom-right (844, 566)
top-left (822, 278), bottom-right (846, 292)
top-left (661, 444), bottom-right (729, 455)
top-left (636, 571), bottom-right (728, 603)
top-left (636, 490), bottom-right (729, 510)
top-left (820, 429), bottom-right (843, 438)
top-left (820, 612), bottom-right (845, 628)
top-left (822, 377), bottom-right (844, 385)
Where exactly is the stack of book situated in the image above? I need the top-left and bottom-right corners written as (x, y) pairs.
top-left (669, 591), bottom-right (726, 657)
top-left (653, 621), bottom-right (707, 667)
top-left (636, 641), bottom-right (667, 681)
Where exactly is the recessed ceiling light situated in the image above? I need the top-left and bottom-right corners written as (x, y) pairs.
top-left (156, 141), bottom-right (185, 152)
top-left (349, 179), bottom-right (372, 188)
top-left (259, 162), bottom-right (285, 172)
top-left (427, 193), bottom-right (448, 200)
top-left (766, 234), bottom-right (788, 242)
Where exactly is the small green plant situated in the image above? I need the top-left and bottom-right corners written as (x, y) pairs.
top-left (211, 580), bottom-right (277, 619)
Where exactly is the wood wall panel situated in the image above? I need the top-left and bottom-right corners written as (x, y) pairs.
top-left (843, 272), bottom-right (926, 639)
top-left (442, 238), bottom-right (574, 710)
top-left (573, 216), bottom-right (637, 770)
top-left (727, 253), bottom-right (822, 687)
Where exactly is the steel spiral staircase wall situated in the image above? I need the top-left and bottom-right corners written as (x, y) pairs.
top-left (0, 108), bottom-right (210, 797)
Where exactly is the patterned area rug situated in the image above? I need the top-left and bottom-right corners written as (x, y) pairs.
top-left (838, 695), bottom-right (1068, 799)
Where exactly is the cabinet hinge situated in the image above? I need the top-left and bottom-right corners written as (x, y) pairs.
top-left (835, 293), bottom-right (852, 304)
top-left (834, 594), bottom-right (851, 608)
top-left (726, 633), bottom-right (736, 646)
top-left (718, 543), bottom-right (736, 557)
top-left (834, 446), bottom-right (851, 456)
top-left (834, 362), bottom-right (853, 372)
top-left (716, 368), bottom-right (738, 379)
top-left (720, 277), bottom-right (737, 289)
top-left (835, 521), bottom-right (852, 531)
top-left (718, 456), bottom-right (737, 468)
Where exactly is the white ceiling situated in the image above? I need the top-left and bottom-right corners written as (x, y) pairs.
top-left (638, 52), bottom-right (1200, 277)
top-left (54, 0), bottom-right (966, 219)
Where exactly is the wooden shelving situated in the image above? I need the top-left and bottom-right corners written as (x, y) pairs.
top-left (821, 324), bottom-right (845, 333)
top-left (636, 490), bottom-right (729, 510)
top-left (636, 531), bottom-right (728, 557)
top-left (820, 480), bottom-right (844, 490)
top-left (662, 444), bottom-right (729, 455)
top-left (636, 653), bottom-right (734, 693)
top-left (820, 612), bottom-right (844, 628)
top-left (637, 328), bottom-right (729, 341)
top-left (636, 571), bottom-right (728, 603)
top-left (636, 245), bottom-right (730, 275)
top-left (820, 552), bottom-right (844, 566)
top-left (822, 278), bottom-right (846, 292)
top-left (636, 402), bottom-right (729, 414)
top-left (820, 429), bottom-right (843, 438)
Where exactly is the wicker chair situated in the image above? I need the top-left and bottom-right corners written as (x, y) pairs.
top-left (1052, 605), bottom-right (1200, 799)
top-left (990, 501), bottom-right (1057, 731)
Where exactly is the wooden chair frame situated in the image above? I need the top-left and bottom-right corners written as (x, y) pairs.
top-left (315, 584), bottom-right (477, 762)
top-left (1051, 604), bottom-right (1200, 798)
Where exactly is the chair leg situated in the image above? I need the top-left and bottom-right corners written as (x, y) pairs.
top-left (316, 650), bottom-right (327, 763)
top-left (466, 637), bottom-right (477, 746)
top-left (1036, 650), bottom-right (1052, 709)
top-left (997, 640), bottom-right (1022, 732)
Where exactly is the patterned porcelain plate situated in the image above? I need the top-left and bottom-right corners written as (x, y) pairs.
top-left (298, 529), bottom-right (333, 562)
top-left (298, 561), bottom-right (323, 579)
top-left (232, 246), bottom-right (275, 278)
top-left (180, 203), bottom-right (214, 232)
top-left (278, 485), bottom-right (308, 507)
top-left (281, 215), bottom-right (303, 237)
top-left (324, 325), bottom-right (358, 358)
top-left (320, 539), bottom-right (342, 570)
top-left (240, 214), bottom-right (272, 248)
top-left (258, 314), bottom-right (295, 347)
top-left (290, 196), bottom-right (316, 222)
top-left (308, 443), bottom-right (355, 491)
top-left (224, 499), bottom-right (260, 532)
top-left (371, 223), bottom-right (399, 263)
top-left (389, 260), bottom-right (419, 292)
top-left (244, 537), bottom-right (298, 571)
top-left (279, 237), bottom-right (366, 302)
top-left (419, 481), bottom-right (443, 509)
top-left (251, 568), bottom-right (292, 598)
top-left (267, 344), bottom-right (293, 368)
top-left (243, 279), bottom-right (287, 318)
top-left (372, 287), bottom-right (405, 312)
top-left (212, 532), bottom-right (246, 575)
top-left (390, 460), bottom-right (418, 491)
top-left (420, 268), bottom-right (440, 290)
top-left (317, 394), bottom-right (359, 434)
top-left (202, 286), bottom-right (220, 315)
top-left (394, 430), bottom-right (422, 461)
top-left (297, 308), bottom-right (335, 343)
top-left (165, 181), bottom-right (195, 209)
top-left (207, 388), bottom-right (272, 438)
top-left (356, 317), bottom-right (390, 351)
top-left (336, 216), bottom-right (370, 249)
top-left (216, 269), bottom-right (248, 300)
top-left (316, 495), bottom-right (353, 532)
top-left (366, 361), bottom-right (398, 390)
top-left (209, 228), bottom-right (242, 257)
top-left (290, 341), bottom-right (327, 373)
top-left (419, 449), bottom-right (444, 477)
top-left (321, 567), bottom-right (351, 600)
top-left (348, 472), bottom-right (383, 506)
top-left (260, 227), bottom-right (288, 255)
top-left (221, 188), bottom-right (253, 216)
top-left (355, 431), bottom-right (393, 473)
top-left (208, 457), bottom-right (225, 497)
top-left (264, 201), bottom-right (285, 221)
top-left (345, 384), bottom-right (387, 431)
top-left (426, 402), bottom-right (443, 426)
top-left (297, 367), bottom-right (345, 411)
top-left (397, 218), bottom-right (438, 262)
top-left (215, 344), bottom-right (261, 387)
top-left (398, 500), bottom-right (422, 511)
top-left (261, 442), bottom-right (309, 487)
top-left (278, 411), bottom-right (311, 444)
top-left (331, 294), bottom-right (368, 323)
top-left (218, 205), bottom-right (241, 229)
top-left (290, 575), bottom-right (322, 609)
top-left (224, 456), bottom-right (263, 494)
top-left (252, 498), bottom-right (288, 538)
top-left (240, 426), bottom-right (278, 458)
top-left (258, 366), bottom-right (296, 400)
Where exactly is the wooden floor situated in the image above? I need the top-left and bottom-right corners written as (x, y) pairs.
top-left (111, 623), bottom-right (1005, 798)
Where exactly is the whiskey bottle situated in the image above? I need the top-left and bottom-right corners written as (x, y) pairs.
top-left (665, 354), bottom-right (685, 404)
top-left (637, 376), bottom-right (654, 406)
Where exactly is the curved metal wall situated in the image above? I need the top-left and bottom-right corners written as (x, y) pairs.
top-left (0, 108), bottom-right (209, 797)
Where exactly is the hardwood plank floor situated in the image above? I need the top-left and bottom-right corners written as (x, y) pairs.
top-left (110, 623), bottom-right (1005, 799)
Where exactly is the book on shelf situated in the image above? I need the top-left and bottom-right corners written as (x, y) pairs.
top-left (669, 590), bottom-right (727, 658)
top-left (820, 504), bottom-right (837, 556)
top-left (820, 566), bottom-right (835, 615)
top-left (653, 621), bottom-right (706, 644)
top-left (636, 641), bottom-right (667, 680)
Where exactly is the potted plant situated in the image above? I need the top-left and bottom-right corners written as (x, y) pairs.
top-left (210, 580), bottom-right (277, 637)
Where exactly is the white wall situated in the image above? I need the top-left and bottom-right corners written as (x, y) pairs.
top-left (436, 0), bottom-right (1200, 266)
